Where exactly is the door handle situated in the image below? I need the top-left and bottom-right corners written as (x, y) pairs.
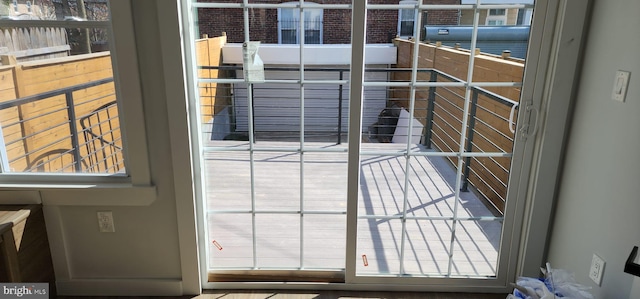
top-left (509, 103), bottom-right (519, 134)
top-left (519, 101), bottom-right (539, 140)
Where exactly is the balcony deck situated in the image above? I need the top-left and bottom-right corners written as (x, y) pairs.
top-left (203, 140), bottom-right (502, 277)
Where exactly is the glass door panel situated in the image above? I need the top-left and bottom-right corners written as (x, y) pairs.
top-left (353, 1), bottom-right (531, 281)
top-left (356, 218), bottom-right (403, 275)
top-left (255, 214), bottom-right (301, 268)
top-left (402, 220), bottom-right (453, 276)
top-left (303, 214), bottom-right (347, 269)
top-left (208, 213), bottom-right (254, 268)
top-left (187, 0), bottom-right (542, 289)
top-left (191, 1), bottom-right (353, 280)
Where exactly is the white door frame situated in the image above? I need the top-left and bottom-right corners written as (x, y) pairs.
top-left (173, 0), bottom-right (593, 293)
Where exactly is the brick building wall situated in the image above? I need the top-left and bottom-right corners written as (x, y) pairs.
top-left (425, 0), bottom-right (460, 25)
top-left (197, 0), bottom-right (460, 44)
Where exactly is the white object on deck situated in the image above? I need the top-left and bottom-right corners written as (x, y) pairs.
top-left (392, 109), bottom-right (424, 144)
top-left (242, 41), bottom-right (265, 83)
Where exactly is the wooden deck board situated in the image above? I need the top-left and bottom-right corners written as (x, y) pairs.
top-left (204, 141), bottom-right (501, 277)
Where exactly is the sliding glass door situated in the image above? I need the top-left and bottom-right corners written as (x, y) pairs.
top-left (182, 0), bottom-right (548, 291)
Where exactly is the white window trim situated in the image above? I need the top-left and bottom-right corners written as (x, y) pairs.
top-left (0, 1), bottom-right (156, 206)
top-left (277, 2), bottom-right (323, 44)
top-left (516, 0), bottom-right (593, 277)
top-left (397, 0), bottom-right (418, 39)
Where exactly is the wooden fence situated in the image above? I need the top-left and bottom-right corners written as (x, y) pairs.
top-left (0, 28), bottom-right (70, 63)
top-left (0, 52), bottom-right (121, 173)
top-left (391, 39), bottom-right (524, 214)
top-left (0, 34), bottom-right (228, 173)
top-left (195, 35), bottom-right (231, 124)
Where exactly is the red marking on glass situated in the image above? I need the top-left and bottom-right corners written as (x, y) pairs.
top-left (362, 254), bottom-right (369, 266)
top-left (212, 240), bottom-right (223, 250)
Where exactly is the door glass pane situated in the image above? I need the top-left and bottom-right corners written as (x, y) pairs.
top-left (450, 220), bottom-right (502, 276)
top-left (208, 213), bottom-right (253, 268)
top-left (256, 214), bottom-right (300, 268)
top-left (357, 1), bottom-right (530, 278)
top-left (402, 220), bottom-right (452, 276)
top-left (0, 2), bottom-right (125, 174)
top-left (356, 219), bottom-right (402, 275)
top-left (303, 152), bottom-right (347, 212)
top-left (192, 0), bottom-right (535, 285)
top-left (205, 152), bottom-right (252, 211)
top-left (254, 153), bottom-right (300, 211)
top-left (304, 215), bottom-right (346, 269)
top-left (195, 1), bottom-right (351, 275)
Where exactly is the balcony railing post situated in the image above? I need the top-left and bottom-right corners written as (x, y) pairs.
top-left (65, 92), bottom-right (82, 172)
top-left (462, 88), bottom-right (479, 192)
top-left (423, 70), bottom-right (437, 148)
top-left (250, 84), bottom-right (256, 143)
top-left (337, 70), bottom-right (343, 144)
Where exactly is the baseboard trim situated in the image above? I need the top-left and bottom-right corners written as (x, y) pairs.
top-left (55, 278), bottom-right (184, 296)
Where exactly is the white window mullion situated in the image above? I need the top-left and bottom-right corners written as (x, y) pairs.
top-left (345, 0), bottom-right (367, 283)
top-left (447, 3), bottom-right (483, 277)
top-left (298, 0), bottom-right (306, 270)
top-left (397, 1), bottom-right (424, 276)
top-left (241, 0), bottom-right (259, 270)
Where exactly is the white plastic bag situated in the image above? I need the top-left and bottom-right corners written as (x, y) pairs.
top-left (511, 263), bottom-right (594, 299)
top-left (542, 265), bottom-right (594, 299)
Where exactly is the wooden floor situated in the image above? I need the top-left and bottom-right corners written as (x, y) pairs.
top-left (58, 290), bottom-right (508, 299)
top-left (204, 141), bottom-right (502, 277)
top-left (199, 290), bottom-right (507, 299)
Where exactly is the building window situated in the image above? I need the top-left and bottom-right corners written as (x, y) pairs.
top-left (486, 8), bottom-right (507, 25)
top-left (397, 0), bottom-right (418, 38)
top-left (516, 8), bottom-right (534, 25)
top-left (489, 9), bottom-right (506, 16)
top-left (0, 1), bottom-right (154, 202)
top-left (278, 5), bottom-right (323, 44)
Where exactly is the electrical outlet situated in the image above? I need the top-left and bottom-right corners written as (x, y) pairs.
top-left (612, 70), bottom-right (631, 102)
top-left (97, 211), bottom-right (115, 233)
top-left (589, 254), bottom-right (605, 286)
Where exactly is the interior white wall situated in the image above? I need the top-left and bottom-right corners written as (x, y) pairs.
top-left (547, 0), bottom-right (640, 298)
top-left (42, 1), bottom-right (195, 296)
top-left (37, 0), bottom-right (640, 296)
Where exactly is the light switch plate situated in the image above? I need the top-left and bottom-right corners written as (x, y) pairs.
top-left (612, 70), bottom-right (631, 102)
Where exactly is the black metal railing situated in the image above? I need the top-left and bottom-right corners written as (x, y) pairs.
top-left (0, 77), bottom-right (124, 173)
top-left (79, 100), bottom-right (123, 173)
top-left (197, 66), bottom-right (518, 210)
top-left (420, 69), bottom-right (519, 208)
top-left (199, 66), bottom-right (360, 143)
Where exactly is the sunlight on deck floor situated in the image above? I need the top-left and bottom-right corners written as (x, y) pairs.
top-left (204, 141), bottom-right (501, 278)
